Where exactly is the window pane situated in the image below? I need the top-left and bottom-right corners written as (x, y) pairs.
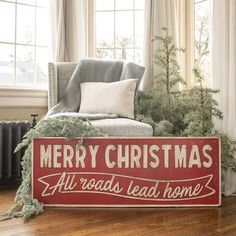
top-left (16, 45), bottom-right (35, 84)
top-left (17, 4), bottom-right (35, 44)
top-left (194, 0), bottom-right (211, 82)
top-left (135, 0), bottom-right (144, 9)
top-left (17, 0), bottom-right (35, 5)
top-left (135, 11), bottom-right (144, 47)
top-left (96, 49), bottom-right (114, 59)
top-left (116, 48), bottom-right (134, 61)
top-left (0, 44), bottom-right (15, 85)
top-left (36, 47), bottom-right (48, 85)
top-left (96, 12), bottom-right (114, 48)
top-left (36, 0), bottom-right (48, 7)
top-left (115, 0), bottom-right (133, 10)
top-left (135, 49), bottom-right (142, 64)
top-left (95, 0), bottom-right (144, 63)
top-left (115, 37), bottom-right (133, 51)
top-left (115, 11), bottom-right (134, 45)
top-left (0, 2), bottom-right (15, 43)
top-left (96, 0), bottom-right (114, 11)
top-left (36, 7), bottom-right (48, 45)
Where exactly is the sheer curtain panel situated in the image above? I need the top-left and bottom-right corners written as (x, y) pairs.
top-left (212, 0), bottom-right (236, 195)
top-left (142, 0), bottom-right (185, 91)
top-left (49, 0), bottom-right (94, 62)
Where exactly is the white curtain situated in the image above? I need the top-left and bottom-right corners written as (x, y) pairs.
top-left (142, 0), bottom-right (184, 91)
top-left (212, 0), bottom-right (236, 195)
top-left (49, 0), bottom-right (94, 62)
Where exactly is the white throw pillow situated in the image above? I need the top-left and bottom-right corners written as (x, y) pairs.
top-left (79, 79), bottom-right (138, 119)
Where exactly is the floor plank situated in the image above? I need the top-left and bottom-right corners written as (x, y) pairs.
top-left (1, 186), bottom-right (236, 236)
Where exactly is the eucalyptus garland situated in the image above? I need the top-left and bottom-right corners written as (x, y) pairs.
top-left (1, 116), bottom-right (104, 221)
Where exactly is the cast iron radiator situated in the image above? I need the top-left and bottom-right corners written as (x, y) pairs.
top-left (0, 121), bottom-right (30, 183)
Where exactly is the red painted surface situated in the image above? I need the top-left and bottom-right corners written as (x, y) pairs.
top-left (32, 137), bottom-right (221, 207)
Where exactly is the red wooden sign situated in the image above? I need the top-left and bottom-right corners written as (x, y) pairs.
top-left (32, 137), bottom-right (221, 207)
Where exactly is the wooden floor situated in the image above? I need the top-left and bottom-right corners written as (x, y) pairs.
top-left (1, 186), bottom-right (236, 236)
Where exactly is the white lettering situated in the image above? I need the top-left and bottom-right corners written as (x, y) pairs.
top-left (189, 145), bottom-right (201, 168)
top-left (149, 145), bottom-right (160, 168)
top-left (53, 145), bottom-right (62, 168)
top-left (162, 145), bottom-right (172, 168)
top-left (89, 145), bottom-right (99, 168)
top-left (202, 145), bottom-right (213, 168)
top-left (117, 145), bottom-right (129, 168)
top-left (105, 145), bottom-right (116, 168)
top-left (175, 145), bottom-right (187, 168)
top-left (63, 145), bottom-right (74, 168)
top-left (143, 145), bottom-right (148, 168)
top-left (76, 146), bottom-right (86, 168)
top-left (130, 145), bottom-right (141, 168)
top-left (40, 145), bottom-right (52, 168)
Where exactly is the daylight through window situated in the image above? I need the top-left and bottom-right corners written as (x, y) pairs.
top-left (194, 0), bottom-right (211, 84)
top-left (0, 0), bottom-right (48, 87)
top-left (95, 0), bottom-right (144, 64)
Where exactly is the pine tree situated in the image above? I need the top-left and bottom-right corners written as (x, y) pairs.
top-left (182, 68), bottom-right (223, 136)
top-left (136, 28), bottom-right (236, 172)
top-left (181, 69), bottom-right (236, 171)
top-left (152, 27), bottom-right (185, 103)
top-left (216, 132), bottom-right (236, 171)
top-left (137, 27), bottom-right (185, 135)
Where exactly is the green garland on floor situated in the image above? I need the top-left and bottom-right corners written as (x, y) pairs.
top-left (1, 116), bottom-right (105, 221)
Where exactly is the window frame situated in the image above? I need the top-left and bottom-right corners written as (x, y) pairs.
top-left (0, 0), bottom-right (48, 90)
top-left (184, 0), bottom-right (211, 87)
top-left (94, 0), bottom-right (144, 63)
top-left (0, 0), bottom-right (48, 107)
top-left (186, 0), bottom-right (195, 87)
top-left (0, 86), bottom-right (47, 107)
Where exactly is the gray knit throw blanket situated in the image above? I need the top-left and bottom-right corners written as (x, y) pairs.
top-left (47, 59), bottom-right (145, 116)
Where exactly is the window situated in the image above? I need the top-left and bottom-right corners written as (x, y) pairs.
top-left (194, 0), bottom-right (211, 84)
top-left (0, 0), bottom-right (48, 88)
top-left (95, 0), bottom-right (144, 64)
